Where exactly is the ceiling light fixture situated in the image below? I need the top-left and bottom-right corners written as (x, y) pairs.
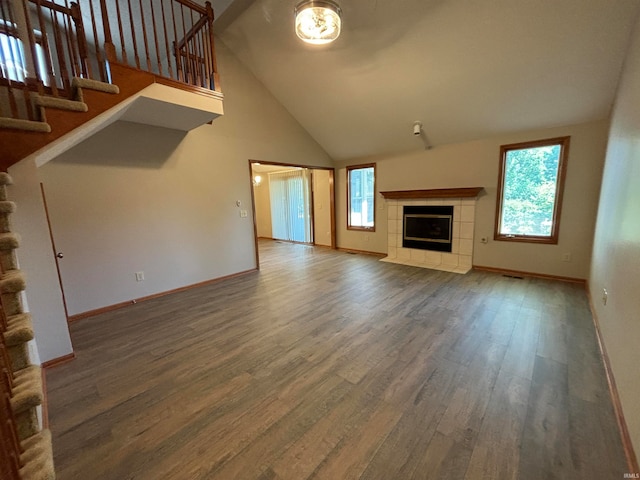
top-left (295, 0), bottom-right (342, 45)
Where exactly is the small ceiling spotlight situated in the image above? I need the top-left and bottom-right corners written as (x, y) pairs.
top-left (295, 0), bottom-right (342, 45)
top-left (413, 121), bottom-right (433, 150)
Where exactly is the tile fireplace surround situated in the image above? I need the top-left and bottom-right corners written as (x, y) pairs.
top-left (380, 188), bottom-right (483, 274)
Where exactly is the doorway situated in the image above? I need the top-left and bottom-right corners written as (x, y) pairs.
top-left (249, 160), bottom-right (336, 267)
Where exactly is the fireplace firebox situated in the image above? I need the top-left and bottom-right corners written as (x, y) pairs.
top-left (403, 205), bottom-right (453, 252)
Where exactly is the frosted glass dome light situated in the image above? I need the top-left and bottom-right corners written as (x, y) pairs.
top-left (295, 1), bottom-right (342, 45)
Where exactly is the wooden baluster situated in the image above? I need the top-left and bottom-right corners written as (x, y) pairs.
top-left (62, 0), bottom-right (80, 80)
top-left (0, 2), bottom-right (13, 87)
top-left (205, 1), bottom-right (218, 91)
top-left (170, 0), bottom-right (182, 82)
top-left (179, 3), bottom-right (191, 84)
top-left (3, 82), bottom-right (20, 120)
top-left (0, 297), bottom-right (7, 331)
top-left (0, 343), bottom-right (14, 389)
top-left (49, 7), bottom-right (72, 92)
top-left (148, 0), bottom-right (162, 76)
top-left (1, 395), bottom-right (22, 478)
top-left (199, 23), bottom-right (209, 89)
top-left (0, 0), bottom-right (21, 118)
top-left (196, 11), bottom-right (204, 87)
top-left (189, 7), bottom-right (199, 86)
top-left (88, 0), bottom-right (106, 81)
top-left (22, 79), bottom-right (38, 120)
top-left (18, 0), bottom-right (39, 79)
top-left (127, 0), bottom-right (140, 69)
top-left (32, 0), bottom-right (58, 94)
top-left (160, 0), bottom-right (174, 79)
top-left (70, 1), bottom-right (91, 78)
top-left (114, 0), bottom-right (127, 64)
top-left (3, 394), bottom-right (23, 459)
top-left (138, 0), bottom-right (151, 71)
top-left (98, 0), bottom-right (116, 62)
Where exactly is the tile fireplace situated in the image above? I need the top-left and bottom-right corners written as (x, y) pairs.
top-left (380, 188), bottom-right (483, 274)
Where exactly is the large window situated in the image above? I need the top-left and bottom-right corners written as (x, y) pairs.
top-left (347, 163), bottom-right (375, 231)
top-left (0, 22), bottom-right (48, 84)
top-left (494, 136), bottom-right (570, 244)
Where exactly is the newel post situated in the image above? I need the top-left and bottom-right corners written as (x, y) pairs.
top-left (205, 1), bottom-right (220, 91)
top-left (99, 0), bottom-right (117, 62)
top-left (70, 2), bottom-right (91, 78)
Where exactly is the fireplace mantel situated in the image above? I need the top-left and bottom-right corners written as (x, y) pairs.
top-left (380, 187), bottom-right (483, 199)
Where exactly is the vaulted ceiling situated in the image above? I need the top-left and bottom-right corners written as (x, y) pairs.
top-left (211, 0), bottom-right (640, 162)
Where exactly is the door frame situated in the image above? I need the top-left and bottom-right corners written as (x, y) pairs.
top-left (248, 159), bottom-right (336, 269)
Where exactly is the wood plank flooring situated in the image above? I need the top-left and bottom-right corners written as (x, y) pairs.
top-left (45, 240), bottom-right (628, 479)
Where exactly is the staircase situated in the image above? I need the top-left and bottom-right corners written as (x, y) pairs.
top-left (1, 172), bottom-right (54, 480)
top-left (0, 1), bottom-right (225, 478)
top-left (1, 0), bottom-right (222, 172)
top-left (0, 75), bottom-right (120, 170)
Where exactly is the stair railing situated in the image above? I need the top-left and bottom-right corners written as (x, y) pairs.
top-left (96, 0), bottom-right (219, 91)
top-left (0, 0), bottom-right (220, 123)
top-left (0, 0), bottom-right (90, 121)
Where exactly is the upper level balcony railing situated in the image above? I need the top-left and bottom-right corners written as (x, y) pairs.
top-left (0, 0), bottom-right (219, 122)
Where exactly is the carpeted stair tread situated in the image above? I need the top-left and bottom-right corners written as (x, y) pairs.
top-left (0, 200), bottom-right (17, 214)
top-left (8, 342), bottom-right (31, 372)
top-left (4, 313), bottom-right (34, 346)
top-left (35, 94), bottom-right (88, 112)
top-left (20, 429), bottom-right (56, 480)
top-left (0, 270), bottom-right (26, 293)
top-left (72, 77), bottom-right (120, 94)
top-left (10, 365), bottom-right (43, 414)
top-left (0, 232), bottom-right (20, 250)
top-left (0, 173), bottom-right (13, 186)
top-left (0, 117), bottom-right (52, 133)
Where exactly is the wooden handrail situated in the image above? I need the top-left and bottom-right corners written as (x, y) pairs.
top-left (173, 0), bottom-right (207, 15)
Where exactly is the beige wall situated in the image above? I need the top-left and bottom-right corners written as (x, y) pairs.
top-left (8, 159), bottom-right (73, 363)
top-left (590, 15), bottom-right (640, 456)
top-left (313, 169), bottom-right (332, 247)
top-left (335, 120), bottom-right (608, 279)
top-left (254, 177), bottom-right (272, 238)
top-left (34, 38), bottom-right (332, 320)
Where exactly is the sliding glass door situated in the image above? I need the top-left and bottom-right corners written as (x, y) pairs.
top-left (269, 169), bottom-right (313, 243)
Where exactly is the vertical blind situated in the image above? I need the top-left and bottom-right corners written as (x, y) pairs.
top-left (269, 169), bottom-right (312, 243)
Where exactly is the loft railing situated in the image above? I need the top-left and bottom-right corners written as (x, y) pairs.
top-left (0, 0), bottom-right (219, 122)
top-left (99, 0), bottom-right (219, 91)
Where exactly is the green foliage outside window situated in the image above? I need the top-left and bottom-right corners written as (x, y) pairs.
top-left (495, 137), bottom-right (569, 244)
top-left (501, 145), bottom-right (560, 236)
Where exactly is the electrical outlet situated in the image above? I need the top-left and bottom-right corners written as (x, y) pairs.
top-left (240, 210), bottom-right (248, 218)
top-left (135, 271), bottom-right (144, 282)
top-left (562, 252), bottom-right (572, 262)
top-left (602, 288), bottom-right (608, 306)
top-left (480, 237), bottom-right (488, 244)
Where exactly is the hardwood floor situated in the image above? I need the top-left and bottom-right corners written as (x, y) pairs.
top-left (46, 240), bottom-right (628, 479)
